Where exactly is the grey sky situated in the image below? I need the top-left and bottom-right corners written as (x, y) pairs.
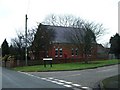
top-left (0, 0), bottom-right (119, 46)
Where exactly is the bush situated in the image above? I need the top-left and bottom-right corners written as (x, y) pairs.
top-left (2, 55), bottom-right (9, 61)
top-left (7, 55), bottom-right (15, 61)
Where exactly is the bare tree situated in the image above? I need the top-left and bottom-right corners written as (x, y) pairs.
top-left (42, 14), bottom-right (83, 27)
top-left (65, 22), bottom-right (96, 63)
top-left (43, 14), bottom-right (106, 40)
top-left (26, 28), bottom-right (37, 47)
top-left (43, 14), bottom-right (106, 63)
top-left (83, 21), bottom-right (106, 41)
top-left (10, 31), bottom-right (25, 60)
top-left (10, 28), bottom-right (37, 60)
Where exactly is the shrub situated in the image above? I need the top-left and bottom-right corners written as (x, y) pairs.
top-left (2, 55), bottom-right (9, 61)
top-left (7, 55), bottom-right (15, 61)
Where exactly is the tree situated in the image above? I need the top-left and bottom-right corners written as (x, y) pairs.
top-left (43, 14), bottom-right (105, 63)
top-left (43, 14), bottom-right (105, 41)
top-left (109, 33), bottom-right (120, 59)
top-left (65, 22), bottom-right (96, 63)
top-left (0, 47), bottom-right (1, 57)
top-left (1, 39), bottom-right (9, 57)
top-left (83, 22), bottom-right (96, 63)
top-left (32, 23), bottom-right (55, 60)
top-left (1, 39), bottom-right (9, 67)
top-left (43, 14), bottom-right (83, 27)
top-left (10, 28), bottom-right (37, 60)
top-left (27, 28), bottom-right (37, 47)
top-left (11, 32), bottom-right (25, 60)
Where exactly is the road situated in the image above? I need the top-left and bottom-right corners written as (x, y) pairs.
top-left (2, 64), bottom-right (119, 90)
top-left (2, 68), bottom-right (73, 90)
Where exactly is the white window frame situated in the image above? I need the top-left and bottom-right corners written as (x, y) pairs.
top-left (75, 48), bottom-right (78, 56)
top-left (55, 48), bottom-right (58, 57)
top-left (71, 48), bottom-right (74, 56)
top-left (59, 48), bottom-right (63, 57)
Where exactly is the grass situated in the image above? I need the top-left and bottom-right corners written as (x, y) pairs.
top-left (13, 59), bottom-right (119, 72)
top-left (102, 74), bottom-right (120, 89)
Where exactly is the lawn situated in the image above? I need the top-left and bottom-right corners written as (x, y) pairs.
top-left (13, 59), bottom-right (119, 72)
top-left (101, 74), bottom-right (120, 89)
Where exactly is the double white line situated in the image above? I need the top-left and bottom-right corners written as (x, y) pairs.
top-left (18, 71), bottom-right (91, 90)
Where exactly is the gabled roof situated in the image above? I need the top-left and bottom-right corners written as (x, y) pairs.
top-left (46, 25), bottom-right (85, 43)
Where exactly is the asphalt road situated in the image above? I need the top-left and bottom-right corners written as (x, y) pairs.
top-left (2, 68), bottom-right (73, 90)
top-left (27, 64), bottom-right (119, 89)
top-left (2, 64), bottom-right (119, 90)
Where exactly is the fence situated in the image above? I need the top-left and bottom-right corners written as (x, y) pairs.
top-left (2, 56), bottom-right (105, 68)
top-left (2, 58), bottom-right (87, 68)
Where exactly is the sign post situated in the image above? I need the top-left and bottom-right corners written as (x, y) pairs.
top-left (43, 58), bottom-right (52, 67)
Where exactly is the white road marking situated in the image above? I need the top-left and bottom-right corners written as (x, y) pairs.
top-left (51, 81), bottom-right (58, 83)
top-left (63, 85), bottom-right (72, 87)
top-left (56, 82), bottom-right (64, 85)
top-left (72, 84), bottom-right (81, 87)
top-left (58, 80), bottom-right (66, 82)
top-left (81, 86), bottom-right (91, 90)
top-left (48, 77), bottom-right (54, 79)
top-left (18, 71), bottom-right (91, 89)
top-left (64, 81), bottom-right (72, 84)
top-left (41, 78), bottom-right (47, 80)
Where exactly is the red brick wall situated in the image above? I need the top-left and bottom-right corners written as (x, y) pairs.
top-left (48, 43), bottom-right (97, 60)
top-left (29, 43), bottom-right (97, 61)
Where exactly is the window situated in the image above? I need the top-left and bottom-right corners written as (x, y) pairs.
top-left (71, 48), bottom-right (74, 56)
top-left (75, 48), bottom-right (78, 56)
top-left (55, 48), bottom-right (58, 57)
top-left (59, 48), bottom-right (62, 57)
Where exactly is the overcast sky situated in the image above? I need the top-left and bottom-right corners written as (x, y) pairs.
top-left (0, 0), bottom-right (119, 46)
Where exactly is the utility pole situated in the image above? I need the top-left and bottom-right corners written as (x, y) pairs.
top-left (25, 14), bottom-right (28, 66)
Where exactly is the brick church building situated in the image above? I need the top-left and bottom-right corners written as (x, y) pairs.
top-left (29, 25), bottom-right (97, 61)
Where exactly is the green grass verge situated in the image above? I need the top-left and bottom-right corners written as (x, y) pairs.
top-left (102, 74), bottom-right (120, 89)
top-left (13, 59), bottom-right (119, 72)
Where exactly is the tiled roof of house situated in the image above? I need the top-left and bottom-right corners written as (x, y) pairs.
top-left (46, 25), bottom-right (85, 43)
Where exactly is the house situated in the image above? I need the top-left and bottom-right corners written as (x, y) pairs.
top-left (29, 25), bottom-right (97, 63)
top-left (97, 44), bottom-right (109, 59)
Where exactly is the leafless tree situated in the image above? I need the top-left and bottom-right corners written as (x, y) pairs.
top-left (83, 21), bottom-right (106, 41)
top-left (43, 14), bottom-right (106, 63)
top-left (11, 32), bottom-right (25, 60)
top-left (26, 28), bottom-right (37, 46)
top-left (10, 28), bottom-right (37, 60)
top-left (11, 28), bottom-right (37, 47)
top-left (43, 14), bottom-right (106, 41)
top-left (42, 14), bottom-right (83, 27)
top-left (64, 22), bottom-right (96, 63)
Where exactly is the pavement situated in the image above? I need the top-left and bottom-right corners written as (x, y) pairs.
top-left (2, 64), bottom-right (119, 90)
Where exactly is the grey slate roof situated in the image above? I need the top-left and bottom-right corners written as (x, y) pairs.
top-left (47, 25), bottom-right (85, 43)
